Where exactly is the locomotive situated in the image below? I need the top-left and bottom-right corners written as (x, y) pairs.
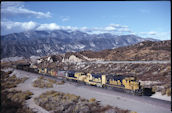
top-left (16, 63), bottom-right (148, 96)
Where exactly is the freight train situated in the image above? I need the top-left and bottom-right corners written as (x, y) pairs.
top-left (16, 63), bottom-right (153, 96)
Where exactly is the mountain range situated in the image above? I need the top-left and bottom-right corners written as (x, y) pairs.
top-left (1, 30), bottom-right (158, 59)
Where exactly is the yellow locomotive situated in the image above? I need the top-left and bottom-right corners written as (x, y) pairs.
top-left (65, 71), bottom-right (143, 95)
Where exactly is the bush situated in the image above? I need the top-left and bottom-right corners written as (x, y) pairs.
top-left (152, 86), bottom-right (157, 93)
top-left (1, 71), bottom-right (28, 90)
top-left (48, 78), bottom-right (56, 83)
top-left (7, 90), bottom-right (33, 103)
top-left (39, 76), bottom-right (44, 79)
top-left (114, 107), bottom-right (130, 113)
top-left (34, 90), bottom-right (131, 113)
top-left (89, 98), bottom-right (96, 103)
top-left (21, 77), bottom-right (29, 83)
top-left (1, 70), bottom-right (35, 113)
top-left (32, 77), bottom-right (53, 88)
top-left (56, 80), bottom-right (65, 85)
top-left (1, 90), bottom-right (35, 113)
top-left (166, 88), bottom-right (171, 96)
top-left (33, 76), bottom-right (65, 88)
top-left (161, 89), bottom-right (166, 95)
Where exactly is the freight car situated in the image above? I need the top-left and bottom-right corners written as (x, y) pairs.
top-left (16, 64), bottom-right (153, 96)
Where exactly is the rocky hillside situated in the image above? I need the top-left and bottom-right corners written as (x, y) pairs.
top-left (64, 40), bottom-right (171, 61)
top-left (1, 30), bottom-right (157, 58)
top-left (33, 40), bottom-right (171, 93)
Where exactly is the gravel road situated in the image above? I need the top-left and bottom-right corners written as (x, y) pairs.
top-left (13, 69), bottom-right (171, 113)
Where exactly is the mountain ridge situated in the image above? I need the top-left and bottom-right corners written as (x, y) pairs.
top-left (1, 30), bottom-right (158, 59)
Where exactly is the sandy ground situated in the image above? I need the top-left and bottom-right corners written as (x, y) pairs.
top-left (3, 69), bottom-right (172, 113)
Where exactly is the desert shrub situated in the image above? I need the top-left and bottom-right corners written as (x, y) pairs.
top-left (33, 76), bottom-right (64, 88)
top-left (34, 90), bottom-right (130, 113)
top-left (152, 86), bottom-right (157, 92)
top-left (1, 71), bottom-right (28, 90)
top-left (48, 78), bottom-right (56, 83)
top-left (56, 80), bottom-right (65, 85)
top-left (39, 76), bottom-right (44, 79)
top-left (20, 77), bottom-right (29, 83)
top-left (1, 70), bottom-right (35, 113)
top-left (32, 77), bottom-right (53, 88)
top-left (130, 112), bottom-right (137, 113)
top-left (161, 89), bottom-right (166, 95)
top-left (166, 88), bottom-right (171, 96)
top-left (46, 82), bottom-right (53, 88)
top-left (2, 90), bottom-right (35, 113)
top-left (98, 105), bottom-right (113, 112)
top-left (7, 90), bottom-right (33, 103)
top-left (114, 107), bottom-right (130, 113)
top-left (89, 98), bottom-right (96, 103)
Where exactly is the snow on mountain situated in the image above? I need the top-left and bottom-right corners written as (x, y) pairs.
top-left (1, 30), bottom-right (158, 58)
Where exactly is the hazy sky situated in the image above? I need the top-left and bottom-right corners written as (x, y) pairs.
top-left (1, 1), bottom-right (171, 40)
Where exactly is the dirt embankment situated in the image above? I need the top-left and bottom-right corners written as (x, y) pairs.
top-left (65, 40), bottom-right (171, 61)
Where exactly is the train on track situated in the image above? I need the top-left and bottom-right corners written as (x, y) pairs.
top-left (16, 63), bottom-right (153, 96)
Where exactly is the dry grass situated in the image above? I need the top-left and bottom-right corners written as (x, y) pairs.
top-left (1, 71), bottom-right (28, 90)
top-left (89, 98), bottom-right (96, 103)
top-left (34, 90), bottom-right (131, 113)
top-left (56, 80), bottom-right (65, 85)
top-left (6, 90), bottom-right (33, 103)
top-left (1, 70), bottom-right (35, 113)
top-left (33, 78), bottom-right (53, 88)
top-left (161, 89), bottom-right (166, 95)
top-left (166, 88), bottom-right (171, 96)
top-left (2, 89), bottom-right (34, 113)
top-left (33, 76), bottom-right (65, 88)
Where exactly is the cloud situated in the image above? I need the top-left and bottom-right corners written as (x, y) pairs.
top-left (147, 31), bottom-right (157, 35)
top-left (36, 23), bottom-right (60, 31)
top-left (36, 24), bottom-right (79, 31)
top-left (86, 24), bottom-right (131, 35)
top-left (1, 21), bottom-right (37, 35)
top-left (1, 2), bottom-right (51, 19)
top-left (62, 17), bottom-right (69, 22)
top-left (138, 31), bottom-right (170, 40)
top-left (61, 26), bottom-right (78, 31)
top-left (1, 21), bottom-right (79, 35)
top-left (130, 32), bottom-right (136, 35)
top-left (2, 20), bottom-right (169, 40)
top-left (140, 31), bottom-right (157, 36)
top-left (104, 26), bottom-right (116, 31)
top-left (60, 16), bottom-right (70, 22)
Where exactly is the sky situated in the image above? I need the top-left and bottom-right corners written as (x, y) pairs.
top-left (1, 1), bottom-right (171, 40)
